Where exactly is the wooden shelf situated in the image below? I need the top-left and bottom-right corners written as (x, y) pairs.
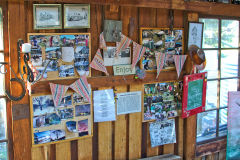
top-left (7, 0), bottom-right (239, 17)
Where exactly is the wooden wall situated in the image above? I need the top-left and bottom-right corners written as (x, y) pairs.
top-left (3, 0), bottom-right (227, 160)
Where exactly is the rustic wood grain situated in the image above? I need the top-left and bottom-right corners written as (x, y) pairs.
top-left (78, 137), bottom-right (93, 160)
top-left (218, 150), bottom-right (226, 160)
top-left (56, 142), bottom-right (71, 160)
top-left (146, 123), bottom-right (159, 157)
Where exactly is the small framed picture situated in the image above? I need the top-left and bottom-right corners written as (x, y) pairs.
top-left (64, 4), bottom-right (90, 29)
top-left (188, 22), bottom-right (204, 48)
top-left (33, 4), bottom-right (62, 30)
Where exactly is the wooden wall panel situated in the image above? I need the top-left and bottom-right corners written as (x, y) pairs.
top-left (56, 142), bottom-right (71, 160)
top-left (78, 137), bottom-right (92, 160)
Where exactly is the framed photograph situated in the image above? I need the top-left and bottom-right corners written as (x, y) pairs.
top-left (64, 4), bottom-right (90, 29)
top-left (143, 81), bottom-right (182, 122)
top-left (33, 4), bottom-right (62, 30)
top-left (30, 92), bottom-right (93, 146)
top-left (104, 20), bottom-right (122, 42)
top-left (182, 72), bottom-right (207, 118)
top-left (140, 28), bottom-right (184, 72)
top-left (188, 22), bottom-right (204, 48)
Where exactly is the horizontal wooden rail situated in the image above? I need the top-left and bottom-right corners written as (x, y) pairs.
top-left (4, 0), bottom-right (240, 17)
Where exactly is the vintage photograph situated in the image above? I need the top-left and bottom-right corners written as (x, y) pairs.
top-left (73, 93), bottom-right (88, 104)
top-left (58, 108), bottom-right (74, 120)
top-left (58, 95), bottom-right (72, 107)
top-left (45, 47), bottom-right (62, 59)
top-left (104, 20), bottom-right (122, 42)
top-left (30, 47), bottom-right (43, 66)
top-left (143, 82), bottom-right (180, 122)
top-left (58, 64), bottom-right (75, 77)
top-left (141, 28), bottom-right (183, 71)
top-left (29, 35), bottom-right (61, 48)
top-left (64, 4), bottom-right (90, 29)
top-left (75, 104), bottom-right (91, 116)
top-left (74, 46), bottom-right (90, 73)
top-left (32, 95), bottom-right (55, 116)
top-left (33, 4), bottom-right (62, 29)
top-left (66, 121), bottom-right (77, 132)
top-left (33, 115), bottom-right (46, 128)
top-left (78, 119), bottom-right (88, 137)
top-left (188, 22), bottom-right (203, 48)
top-left (103, 47), bottom-right (131, 66)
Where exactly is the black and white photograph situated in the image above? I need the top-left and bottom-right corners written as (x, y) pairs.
top-left (45, 47), bottom-right (62, 59)
top-left (58, 95), bottom-right (72, 107)
top-left (74, 46), bottom-right (90, 75)
top-left (58, 108), bottom-right (74, 120)
top-left (66, 121), bottom-right (77, 132)
top-left (73, 93), bottom-right (87, 104)
top-left (104, 20), bottom-right (122, 42)
top-left (188, 22), bottom-right (204, 48)
top-left (58, 64), bottom-right (75, 77)
top-left (75, 104), bottom-right (91, 116)
top-left (33, 115), bottom-right (46, 128)
top-left (32, 95), bottom-right (55, 116)
top-left (103, 47), bottom-right (131, 66)
top-left (64, 4), bottom-right (90, 29)
top-left (30, 48), bottom-right (43, 66)
top-left (33, 4), bottom-right (62, 29)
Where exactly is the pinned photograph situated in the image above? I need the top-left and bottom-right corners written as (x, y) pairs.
top-left (104, 20), bottom-right (122, 42)
top-left (33, 4), bottom-right (62, 29)
top-left (34, 130), bottom-right (51, 144)
top-left (58, 108), bottom-right (74, 120)
top-left (33, 115), bottom-right (46, 128)
top-left (45, 113), bottom-right (61, 125)
top-left (73, 93), bottom-right (87, 104)
top-left (75, 104), bottom-right (91, 116)
top-left (78, 119), bottom-right (88, 137)
top-left (66, 121), bottom-right (77, 132)
top-left (45, 47), bottom-right (62, 59)
top-left (30, 47), bottom-right (43, 66)
top-left (64, 4), bottom-right (90, 29)
top-left (58, 95), bottom-right (72, 107)
top-left (74, 46), bottom-right (90, 75)
top-left (44, 59), bottom-right (58, 72)
top-left (32, 95), bottom-right (55, 116)
top-left (103, 47), bottom-right (131, 66)
top-left (58, 65), bottom-right (75, 77)
top-left (50, 130), bottom-right (66, 142)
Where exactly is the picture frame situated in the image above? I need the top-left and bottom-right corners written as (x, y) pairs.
top-left (64, 4), bottom-right (90, 29)
top-left (33, 4), bottom-right (62, 30)
top-left (140, 28), bottom-right (184, 72)
top-left (28, 33), bottom-right (91, 81)
top-left (143, 81), bottom-right (182, 122)
top-left (30, 91), bottom-right (93, 146)
top-left (182, 72), bottom-right (207, 118)
top-left (187, 22), bottom-right (204, 48)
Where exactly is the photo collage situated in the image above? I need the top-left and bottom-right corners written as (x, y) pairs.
top-left (141, 28), bottom-right (183, 71)
top-left (28, 33), bottom-right (90, 80)
top-left (143, 82), bottom-right (182, 122)
top-left (31, 93), bottom-right (92, 145)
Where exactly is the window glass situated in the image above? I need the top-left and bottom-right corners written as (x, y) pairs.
top-left (221, 20), bottom-right (239, 48)
top-left (0, 142), bottom-right (8, 160)
top-left (220, 79), bottom-right (238, 108)
top-left (221, 50), bottom-right (239, 78)
top-left (197, 110), bottom-right (217, 142)
top-left (0, 8), bottom-right (3, 51)
top-left (200, 18), bottom-right (219, 48)
top-left (219, 108), bottom-right (228, 137)
top-left (205, 80), bottom-right (218, 110)
top-left (0, 98), bottom-right (6, 140)
top-left (201, 50), bottom-right (218, 79)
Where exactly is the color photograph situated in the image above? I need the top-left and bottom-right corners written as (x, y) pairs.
top-left (78, 119), bottom-right (88, 137)
top-left (75, 104), bottom-right (90, 116)
top-left (32, 95), bottom-right (55, 116)
top-left (66, 121), bottom-right (77, 132)
top-left (58, 108), bottom-right (74, 120)
top-left (58, 95), bottom-right (72, 107)
top-left (58, 65), bottom-right (75, 77)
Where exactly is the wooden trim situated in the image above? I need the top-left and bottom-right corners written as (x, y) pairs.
top-left (195, 139), bottom-right (227, 157)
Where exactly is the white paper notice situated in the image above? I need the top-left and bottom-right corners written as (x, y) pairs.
top-left (116, 91), bottom-right (141, 115)
top-left (62, 47), bottom-right (74, 62)
top-left (93, 89), bottom-right (116, 122)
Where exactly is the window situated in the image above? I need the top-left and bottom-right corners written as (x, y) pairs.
top-left (0, 7), bottom-right (8, 160)
top-left (196, 18), bottom-right (239, 143)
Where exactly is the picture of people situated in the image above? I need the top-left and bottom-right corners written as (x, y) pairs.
top-left (66, 121), bottom-right (77, 132)
top-left (78, 119), bottom-right (88, 137)
top-left (45, 47), bottom-right (62, 59)
top-left (103, 47), bottom-right (131, 66)
top-left (144, 82), bottom-right (181, 121)
top-left (58, 108), bottom-right (74, 120)
top-left (33, 115), bottom-right (46, 128)
top-left (33, 113), bottom-right (61, 128)
top-left (73, 93), bottom-right (87, 104)
top-left (75, 104), bottom-right (90, 116)
top-left (34, 129), bottom-right (66, 145)
top-left (74, 46), bottom-right (90, 73)
top-left (58, 95), bottom-right (72, 107)
top-left (33, 95), bottom-right (55, 116)
top-left (141, 29), bottom-right (183, 71)
top-left (30, 47), bottom-right (43, 66)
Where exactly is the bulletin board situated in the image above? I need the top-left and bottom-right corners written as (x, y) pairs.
top-left (140, 28), bottom-right (184, 72)
top-left (30, 91), bottom-right (93, 146)
top-left (182, 72), bottom-right (207, 118)
top-left (28, 33), bottom-right (91, 81)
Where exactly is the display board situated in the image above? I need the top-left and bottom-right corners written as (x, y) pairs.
top-left (28, 33), bottom-right (91, 81)
top-left (30, 92), bottom-right (92, 146)
top-left (143, 81), bottom-right (182, 122)
top-left (140, 28), bottom-right (184, 71)
top-left (182, 72), bottom-right (207, 118)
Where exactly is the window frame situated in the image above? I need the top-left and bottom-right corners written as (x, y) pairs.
top-left (196, 15), bottom-right (240, 146)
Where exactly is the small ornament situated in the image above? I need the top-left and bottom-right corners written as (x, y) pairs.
top-left (134, 67), bottom-right (146, 80)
